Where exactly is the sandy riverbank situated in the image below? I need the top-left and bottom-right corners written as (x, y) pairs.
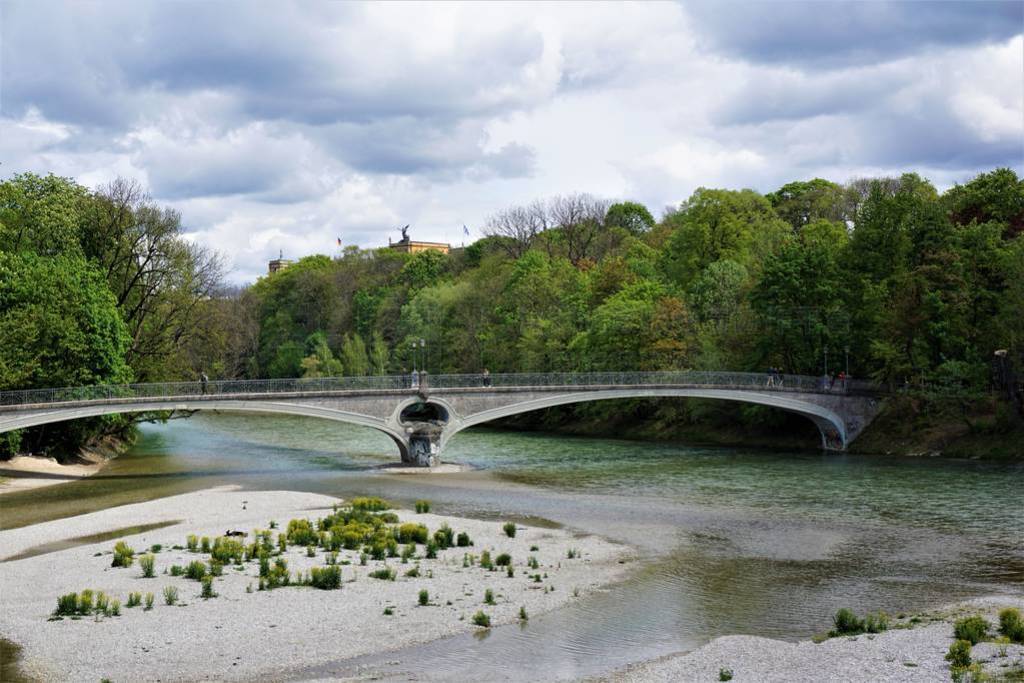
top-left (0, 487), bottom-right (632, 682)
top-left (603, 596), bottom-right (1024, 682)
top-left (0, 454), bottom-right (106, 495)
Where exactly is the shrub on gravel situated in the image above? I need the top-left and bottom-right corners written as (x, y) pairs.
top-left (351, 497), bottom-right (389, 512)
top-left (111, 540), bottom-right (135, 568)
top-left (999, 608), bottom-right (1024, 643)
top-left (163, 585), bottom-right (178, 606)
top-left (369, 567), bottom-right (396, 581)
top-left (829, 608), bottom-right (865, 637)
top-left (419, 589), bottom-right (429, 606)
top-left (185, 560), bottom-right (207, 581)
top-left (484, 589), bottom-right (495, 605)
top-left (953, 616), bottom-right (990, 645)
top-left (503, 522), bottom-right (516, 538)
top-left (126, 592), bottom-right (142, 608)
top-left (415, 500), bottom-right (431, 514)
top-left (946, 639), bottom-right (972, 669)
top-left (186, 534), bottom-right (198, 552)
top-left (139, 553), bottom-right (156, 578)
top-left (472, 611), bottom-right (491, 628)
top-left (310, 565), bottom-right (341, 590)
top-left (54, 593), bottom-right (78, 616)
top-left (495, 553), bottom-right (512, 567)
top-left (457, 532), bottom-right (472, 547)
top-left (718, 668), bottom-right (733, 682)
top-left (397, 523), bottom-right (429, 544)
top-left (144, 593), bottom-right (155, 610)
top-left (201, 575), bottom-right (216, 599)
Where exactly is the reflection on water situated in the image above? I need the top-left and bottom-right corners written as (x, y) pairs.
top-left (1, 412), bottom-right (1022, 680)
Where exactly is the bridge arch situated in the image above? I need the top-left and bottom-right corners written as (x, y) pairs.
top-left (0, 400), bottom-right (411, 460)
top-left (440, 388), bottom-right (847, 451)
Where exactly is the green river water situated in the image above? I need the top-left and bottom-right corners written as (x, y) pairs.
top-left (1, 412), bottom-right (1021, 680)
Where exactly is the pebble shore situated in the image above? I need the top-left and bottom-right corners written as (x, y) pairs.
top-left (0, 487), bottom-right (631, 681)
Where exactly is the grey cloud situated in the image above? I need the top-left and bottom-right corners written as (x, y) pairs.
top-left (686, 0), bottom-right (1022, 69)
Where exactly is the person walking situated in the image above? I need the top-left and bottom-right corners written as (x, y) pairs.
top-left (766, 367), bottom-right (775, 388)
top-left (482, 368), bottom-right (491, 387)
top-left (411, 368), bottom-right (420, 390)
top-left (200, 372), bottom-right (209, 395)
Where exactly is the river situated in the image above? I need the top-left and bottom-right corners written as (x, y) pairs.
top-left (2, 412), bottom-right (1022, 680)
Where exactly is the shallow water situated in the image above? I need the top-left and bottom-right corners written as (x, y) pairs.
top-left (1, 412), bottom-right (1021, 680)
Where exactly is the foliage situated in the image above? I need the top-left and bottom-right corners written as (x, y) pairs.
top-left (162, 585), bottom-right (178, 605)
top-left (999, 608), bottom-right (1024, 643)
top-left (953, 616), bottom-right (990, 645)
top-left (111, 541), bottom-right (135, 568)
top-left (415, 500), bottom-right (431, 514)
top-left (310, 565), bottom-right (341, 590)
top-left (418, 589), bottom-right (429, 606)
top-left (946, 639), bottom-right (972, 669)
top-left (503, 522), bottom-right (517, 538)
top-left (472, 610), bottom-right (491, 627)
top-left (139, 554), bottom-right (156, 578)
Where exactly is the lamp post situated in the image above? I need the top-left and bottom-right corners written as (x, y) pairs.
top-left (410, 341), bottom-right (418, 372)
top-left (420, 338), bottom-right (426, 374)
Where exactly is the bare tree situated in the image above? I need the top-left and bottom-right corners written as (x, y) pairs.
top-left (548, 193), bottom-right (610, 266)
top-left (483, 199), bottom-right (548, 258)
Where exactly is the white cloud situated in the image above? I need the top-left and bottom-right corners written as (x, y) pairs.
top-left (0, 1), bottom-right (1020, 283)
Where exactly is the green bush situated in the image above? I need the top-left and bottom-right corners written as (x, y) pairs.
top-left (484, 589), bottom-right (495, 605)
top-left (139, 553), bottom-right (156, 578)
top-left (519, 606), bottom-right (528, 621)
top-left (96, 592), bottom-right (110, 615)
top-left (185, 560), bottom-right (207, 581)
top-left (210, 536), bottom-right (245, 564)
top-left (425, 540), bottom-right (438, 559)
top-left (506, 564), bottom-right (514, 578)
top-left (865, 611), bottom-right (889, 633)
top-left (434, 524), bottom-right (454, 549)
top-left (126, 592), bottom-right (142, 608)
top-left (170, 564), bottom-right (184, 576)
top-left (77, 590), bottom-right (94, 614)
top-left (830, 608), bottom-right (865, 637)
top-left (503, 522), bottom-right (517, 538)
top-left (55, 593), bottom-right (78, 616)
top-left (946, 639), bottom-right (972, 668)
top-left (405, 565), bottom-right (420, 578)
top-left (719, 668), bottom-right (733, 682)
top-left (472, 611), bottom-right (491, 628)
top-left (111, 540), bottom-right (135, 568)
top-left (163, 585), bottom-right (178, 605)
top-left (480, 551), bottom-right (493, 570)
top-left (310, 565), bottom-right (341, 590)
top-left (369, 567), bottom-right (396, 581)
top-left (397, 523), bottom-right (429, 544)
top-left (209, 560), bottom-right (224, 577)
top-left (415, 500), bottom-right (431, 514)
top-left (457, 532), bottom-right (472, 547)
top-left (286, 518), bottom-right (317, 546)
top-left (528, 556), bottom-right (539, 569)
top-left (999, 608), bottom-right (1024, 643)
top-left (419, 589), bottom-right (429, 606)
top-left (566, 548), bottom-right (578, 559)
top-left (351, 497), bottom-right (389, 512)
top-left (150, 544), bottom-right (162, 553)
top-left (200, 575), bottom-right (215, 599)
top-left (144, 593), bottom-right (155, 610)
top-left (383, 606), bottom-right (394, 616)
top-left (495, 553), bottom-right (512, 566)
top-left (110, 599), bottom-right (121, 616)
top-left (200, 536), bottom-right (211, 553)
top-left (186, 534), bottom-right (198, 552)
top-left (953, 616), bottom-right (990, 645)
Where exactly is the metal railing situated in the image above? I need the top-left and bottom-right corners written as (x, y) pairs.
top-left (0, 371), bottom-right (879, 410)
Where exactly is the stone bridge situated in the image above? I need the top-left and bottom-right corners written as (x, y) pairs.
top-left (0, 372), bottom-right (883, 466)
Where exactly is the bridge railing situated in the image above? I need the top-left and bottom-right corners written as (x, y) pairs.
top-left (0, 371), bottom-right (879, 409)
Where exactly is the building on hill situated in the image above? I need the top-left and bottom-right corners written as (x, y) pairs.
top-left (268, 250), bottom-right (293, 274)
top-left (388, 226), bottom-right (450, 254)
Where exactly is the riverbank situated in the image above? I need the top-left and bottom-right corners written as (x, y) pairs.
top-left (0, 487), bottom-right (632, 681)
top-left (0, 454), bottom-right (106, 496)
top-left (604, 596), bottom-right (1024, 682)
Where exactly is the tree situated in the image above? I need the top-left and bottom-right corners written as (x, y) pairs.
top-left (660, 188), bottom-right (790, 288)
top-left (340, 334), bottom-right (369, 376)
top-left (548, 193), bottom-right (610, 266)
top-left (766, 178), bottom-right (846, 230)
top-left (482, 200), bottom-right (548, 258)
top-left (944, 167), bottom-right (1024, 238)
top-left (605, 201), bottom-right (655, 235)
top-left (0, 173), bottom-right (89, 256)
top-left (370, 332), bottom-right (389, 375)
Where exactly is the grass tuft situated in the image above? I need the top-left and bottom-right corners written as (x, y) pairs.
top-left (472, 610), bottom-right (491, 628)
top-left (111, 540), bottom-right (135, 568)
top-left (503, 522), bottom-right (516, 538)
top-left (140, 553), bottom-right (156, 578)
top-left (163, 585), bottom-right (178, 606)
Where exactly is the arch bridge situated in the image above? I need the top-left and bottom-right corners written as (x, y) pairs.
top-left (0, 372), bottom-right (882, 466)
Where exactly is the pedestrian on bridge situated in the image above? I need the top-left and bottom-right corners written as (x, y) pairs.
top-left (482, 368), bottom-right (491, 387)
top-left (200, 372), bottom-right (209, 395)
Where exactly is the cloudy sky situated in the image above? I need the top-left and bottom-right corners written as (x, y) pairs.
top-left (2, 1), bottom-right (1022, 283)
